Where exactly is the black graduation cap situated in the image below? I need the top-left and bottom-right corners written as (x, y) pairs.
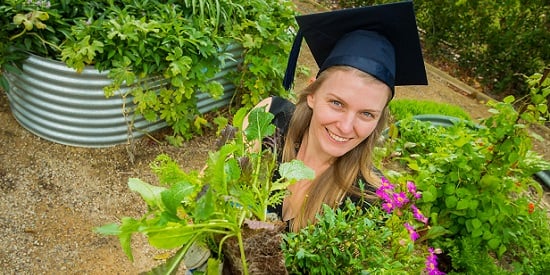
top-left (282, 1), bottom-right (428, 94)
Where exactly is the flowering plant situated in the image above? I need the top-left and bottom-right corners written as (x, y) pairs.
top-left (283, 177), bottom-right (447, 274)
top-left (380, 72), bottom-right (550, 273)
top-left (376, 176), bottom-right (447, 274)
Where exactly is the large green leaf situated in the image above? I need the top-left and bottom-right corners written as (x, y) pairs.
top-left (279, 159), bottom-right (315, 182)
top-left (94, 223), bottom-right (121, 236)
top-left (145, 223), bottom-right (196, 249)
top-left (128, 178), bottom-right (166, 210)
top-left (244, 107), bottom-right (275, 142)
top-left (193, 186), bottom-right (216, 222)
top-left (161, 180), bottom-right (196, 216)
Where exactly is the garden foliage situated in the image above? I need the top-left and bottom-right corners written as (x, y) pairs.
top-left (95, 107), bottom-right (314, 274)
top-left (1, 0), bottom-right (297, 143)
top-left (320, 0), bottom-right (549, 96)
top-left (283, 71), bottom-right (549, 274)
top-left (380, 72), bottom-right (550, 273)
top-left (283, 183), bottom-right (446, 274)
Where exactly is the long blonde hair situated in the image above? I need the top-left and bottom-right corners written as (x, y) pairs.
top-left (282, 66), bottom-right (391, 232)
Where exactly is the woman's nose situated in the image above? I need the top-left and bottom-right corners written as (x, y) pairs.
top-left (337, 113), bottom-right (355, 134)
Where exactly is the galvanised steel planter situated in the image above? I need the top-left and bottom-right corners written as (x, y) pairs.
top-left (5, 45), bottom-right (242, 148)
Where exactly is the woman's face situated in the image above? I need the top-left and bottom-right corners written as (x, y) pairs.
top-left (306, 69), bottom-right (390, 159)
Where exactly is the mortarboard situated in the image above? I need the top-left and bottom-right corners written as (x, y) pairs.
top-left (282, 1), bottom-right (428, 94)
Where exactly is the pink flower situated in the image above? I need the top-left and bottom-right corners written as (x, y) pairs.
top-left (404, 222), bottom-right (419, 241)
top-left (406, 181), bottom-right (422, 199)
top-left (425, 247), bottom-right (445, 275)
top-left (382, 201), bottom-right (395, 213)
top-left (380, 177), bottom-right (394, 190)
top-left (392, 192), bottom-right (410, 208)
top-left (376, 188), bottom-right (392, 202)
top-left (411, 204), bottom-right (428, 224)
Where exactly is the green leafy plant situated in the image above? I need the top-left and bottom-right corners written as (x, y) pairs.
top-left (324, 0), bottom-right (549, 96)
top-left (1, 0), bottom-right (297, 143)
top-left (0, 0), bottom-right (95, 89)
top-left (95, 107), bottom-right (314, 274)
top-left (283, 178), bottom-right (447, 274)
top-left (380, 71), bottom-right (550, 273)
top-left (60, 0), bottom-right (297, 142)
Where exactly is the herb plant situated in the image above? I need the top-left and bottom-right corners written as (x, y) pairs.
top-left (95, 107), bottom-right (314, 274)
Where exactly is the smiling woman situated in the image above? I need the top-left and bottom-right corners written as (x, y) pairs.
top-left (304, 66), bottom-right (390, 159)
top-left (246, 1), bottom-right (429, 232)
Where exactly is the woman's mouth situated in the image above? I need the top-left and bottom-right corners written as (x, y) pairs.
top-left (327, 129), bottom-right (350, 142)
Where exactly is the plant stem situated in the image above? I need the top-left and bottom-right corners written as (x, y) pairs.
top-left (237, 229), bottom-right (249, 275)
top-left (166, 236), bottom-right (199, 274)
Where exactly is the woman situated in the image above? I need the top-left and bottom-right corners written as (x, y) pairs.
top-left (246, 1), bottom-right (428, 232)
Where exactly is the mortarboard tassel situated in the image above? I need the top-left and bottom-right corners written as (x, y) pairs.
top-left (282, 28), bottom-right (304, 90)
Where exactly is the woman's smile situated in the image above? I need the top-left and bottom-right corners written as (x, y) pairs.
top-left (326, 128), bottom-right (351, 143)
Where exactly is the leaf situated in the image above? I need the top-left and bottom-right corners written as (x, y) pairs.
top-left (244, 107), bottom-right (275, 142)
top-left (232, 107), bottom-right (250, 129)
top-left (128, 178), bottom-right (166, 209)
top-left (497, 244), bottom-right (507, 258)
top-left (470, 218), bottom-right (482, 229)
top-left (161, 180), bottom-right (196, 216)
top-left (205, 144), bottom-right (238, 189)
top-left (193, 186), bottom-right (216, 222)
top-left (480, 174), bottom-right (500, 189)
top-left (445, 195), bottom-right (458, 208)
top-left (443, 183), bottom-right (455, 195)
top-left (456, 199), bottom-right (470, 210)
top-left (207, 258), bottom-right (222, 275)
top-left (116, 217), bottom-right (142, 261)
top-left (146, 223), bottom-right (195, 249)
top-left (472, 227), bottom-right (483, 238)
top-left (422, 225), bottom-right (449, 240)
top-left (487, 237), bottom-right (501, 250)
top-left (94, 223), bottom-right (121, 235)
top-left (407, 161), bottom-right (420, 171)
top-left (279, 160), bottom-right (315, 181)
top-left (421, 190), bottom-right (435, 202)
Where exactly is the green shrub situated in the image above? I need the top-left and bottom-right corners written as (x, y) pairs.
top-left (2, 0), bottom-right (297, 143)
top-left (320, 0), bottom-right (549, 97)
top-left (388, 99), bottom-right (472, 122)
top-left (283, 199), bottom-right (433, 274)
top-left (380, 72), bottom-right (550, 273)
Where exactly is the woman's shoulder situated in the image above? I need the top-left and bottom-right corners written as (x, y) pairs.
top-left (268, 96), bottom-right (295, 115)
top-left (259, 96), bottom-right (295, 133)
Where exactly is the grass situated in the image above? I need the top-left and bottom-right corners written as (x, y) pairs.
top-left (388, 98), bottom-right (472, 122)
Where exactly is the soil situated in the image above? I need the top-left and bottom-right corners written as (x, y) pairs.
top-left (222, 221), bottom-right (288, 275)
top-left (1, 0), bottom-right (549, 274)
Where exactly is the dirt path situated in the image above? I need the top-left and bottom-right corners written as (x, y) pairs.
top-left (1, 1), bottom-right (548, 274)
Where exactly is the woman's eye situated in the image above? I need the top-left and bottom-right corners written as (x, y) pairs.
top-left (362, 112), bottom-right (374, 118)
top-left (330, 100), bottom-right (342, 107)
